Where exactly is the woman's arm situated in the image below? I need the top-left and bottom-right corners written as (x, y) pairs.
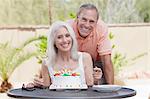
top-left (82, 52), bottom-right (94, 86)
top-left (41, 64), bottom-right (51, 87)
top-left (25, 63), bottom-right (51, 88)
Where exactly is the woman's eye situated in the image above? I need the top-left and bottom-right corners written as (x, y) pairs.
top-left (66, 34), bottom-right (70, 37)
top-left (57, 36), bottom-right (62, 39)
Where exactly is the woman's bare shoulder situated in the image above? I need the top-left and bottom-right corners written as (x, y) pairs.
top-left (82, 52), bottom-right (92, 59)
top-left (42, 58), bottom-right (49, 66)
top-left (78, 52), bottom-right (92, 62)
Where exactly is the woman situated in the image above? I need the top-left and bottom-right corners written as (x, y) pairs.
top-left (26, 21), bottom-right (98, 89)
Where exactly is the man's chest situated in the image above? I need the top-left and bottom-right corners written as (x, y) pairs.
top-left (77, 37), bottom-right (97, 51)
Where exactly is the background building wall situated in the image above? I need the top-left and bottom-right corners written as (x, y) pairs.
top-left (0, 24), bottom-right (150, 87)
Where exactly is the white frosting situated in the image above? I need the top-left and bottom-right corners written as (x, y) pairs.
top-left (48, 52), bottom-right (87, 89)
top-left (49, 76), bottom-right (87, 89)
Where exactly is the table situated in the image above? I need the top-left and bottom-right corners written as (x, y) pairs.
top-left (7, 87), bottom-right (136, 99)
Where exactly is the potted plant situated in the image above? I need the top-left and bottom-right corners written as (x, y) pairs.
top-left (0, 36), bottom-right (44, 93)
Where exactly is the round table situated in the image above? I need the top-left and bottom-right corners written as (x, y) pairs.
top-left (7, 87), bottom-right (136, 99)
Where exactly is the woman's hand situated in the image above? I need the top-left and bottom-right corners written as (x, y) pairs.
top-left (24, 74), bottom-right (44, 89)
top-left (93, 67), bottom-right (103, 85)
top-left (33, 74), bottom-right (44, 87)
top-left (25, 83), bottom-right (34, 88)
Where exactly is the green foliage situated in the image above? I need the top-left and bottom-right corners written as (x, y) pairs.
top-left (0, 0), bottom-right (150, 25)
top-left (0, 0), bottom-right (49, 25)
top-left (109, 32), bottom-right (114, 40)
top-left (131, 52), bottom-right (147, 61)
top-left (0, 36), bottom-right (44, 82)
top-left (0, 43), bottom-right (34, 81)
top-left (135, 0), bottom-right (150, 22)
top-left (102, 0), bottom-right (142, 23)
top-left (69, 12), bottom-right (76, 19)
top-left (109, 32), bottom-right (115, 49)
top-left (109, 32), bottom-right (128, 74)
top-left (112, 52), bottom-right (128, 74)
top-left (36, 36), bottom-right (47, 63)
top-left (109, 32), bottom-right (148, 75)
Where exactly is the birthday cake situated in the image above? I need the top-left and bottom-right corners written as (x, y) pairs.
top-left (49, 69), bottom-right (88, 89)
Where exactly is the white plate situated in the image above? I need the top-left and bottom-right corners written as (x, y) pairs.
top-left (92, 85), bottom-right (122, 92)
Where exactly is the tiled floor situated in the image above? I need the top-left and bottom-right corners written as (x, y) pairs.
top-left (124, 85), bottom-right (150, 99)
top-left (124, 79), bottom-right (150, 99)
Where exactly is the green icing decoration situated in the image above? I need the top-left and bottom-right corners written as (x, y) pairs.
top-left (63, 73), bottom-right (70, 76)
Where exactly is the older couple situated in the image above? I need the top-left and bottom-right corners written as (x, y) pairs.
top-left (25, 3), bottom-right (114, 88)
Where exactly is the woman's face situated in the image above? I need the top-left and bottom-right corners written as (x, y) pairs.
top-left (55, 27), bottom-right (72, 52)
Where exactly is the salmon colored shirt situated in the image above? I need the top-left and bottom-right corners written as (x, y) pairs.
top-left (67, 19), bottom-right (112, 61)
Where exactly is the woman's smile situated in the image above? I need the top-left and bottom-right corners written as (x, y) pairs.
top-left (55, 27), bottom-right (72, 52)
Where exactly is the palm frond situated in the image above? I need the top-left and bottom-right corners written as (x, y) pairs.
top-left (7, 36), bottom-right (45, 66)
top-left (0, 36), bottom-right (43, 82)
top-left (20, 36), bottom-right (46, 49)
top-left (8, 52), bottom-right (38, 78)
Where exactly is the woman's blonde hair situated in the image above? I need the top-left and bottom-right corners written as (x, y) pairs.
top-left (47, 21), bottom-right (78, 66)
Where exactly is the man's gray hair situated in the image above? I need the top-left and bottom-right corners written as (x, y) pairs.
top-left (47, 21), bottom-right (78, 66)
top-left (77, 3), bottom-right (99, 20)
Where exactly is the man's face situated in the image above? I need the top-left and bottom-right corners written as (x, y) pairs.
top-left (77, 9), bottom-right (97, 38)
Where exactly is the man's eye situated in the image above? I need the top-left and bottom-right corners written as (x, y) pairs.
top-left (89, 20), bottom-right (95, 24)
top-left (81, 18), bottom-right (87, 22)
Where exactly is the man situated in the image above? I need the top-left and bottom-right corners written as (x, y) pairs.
top-left (68, 4), bottom-right (114, 84)
top-left (34, 4), bottom-right (114, 85)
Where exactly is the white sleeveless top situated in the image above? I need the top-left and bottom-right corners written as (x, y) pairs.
top-left (48, 52), bottom-right (87, 89)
